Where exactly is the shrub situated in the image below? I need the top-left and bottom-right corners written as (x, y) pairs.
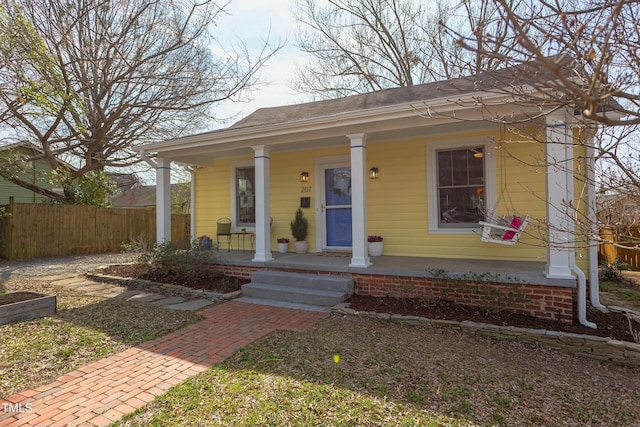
top-left (599, 258), bottom-right (630, 283)
top-left (123, 237), bottom-right (219, 281)
top-left (290, 208), bottom-right (308, 241)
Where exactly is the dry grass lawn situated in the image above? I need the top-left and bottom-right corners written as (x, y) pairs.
top-left (117, 316), bottom-right (640, 426)
top-left (0, 277), bottom-right (202, 397)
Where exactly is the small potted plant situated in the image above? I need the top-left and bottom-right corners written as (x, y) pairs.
top-left (199, 235), bottom-right (213, 250)
top-left (277, 237), bottom-right (290, 253)
top-left (290, 208), bottom-right (309, 254)
top-left (367, 235), bottom-right (383, 256)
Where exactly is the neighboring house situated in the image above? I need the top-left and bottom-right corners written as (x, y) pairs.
top-left (111, 182), bottom-right (191, 213)
top-left (597, 192), bottom-right (640, 226)
top-left (0, 142), bottom-right (66, 204)
top-left (140, 62), bottom-right (608, 325)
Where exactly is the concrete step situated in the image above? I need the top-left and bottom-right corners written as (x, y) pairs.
top-left (241, 282), bottom-right (348, 307)
top-left (250, 270), bottom-right (354, 293)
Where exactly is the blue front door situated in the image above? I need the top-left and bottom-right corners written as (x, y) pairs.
top-left (323, 166), bottom-right (352, 248)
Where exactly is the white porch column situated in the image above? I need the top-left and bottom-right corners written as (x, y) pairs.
top-left (545, 111), bottom-right (573, 279)
top-left (189, 168), bottom-right (196, 241)
top-left (348, 133), bottom-right (372, 268)
top-left (252, 145), bottom-right (273, 262)
top-left (156, 157), bottom-right (172, 243)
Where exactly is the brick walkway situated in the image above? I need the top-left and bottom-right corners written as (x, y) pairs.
top-left (0, 301), bottom-right (328, 427)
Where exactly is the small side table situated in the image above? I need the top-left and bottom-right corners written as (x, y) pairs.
top-left (232, 232), bottom-right (254, 252)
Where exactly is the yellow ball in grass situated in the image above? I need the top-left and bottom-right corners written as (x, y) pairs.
top-left (333, 354), bottom-right (340, 364)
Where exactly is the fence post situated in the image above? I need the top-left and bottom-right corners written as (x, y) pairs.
top-left (600, 227), bottom-right (615, 266)
top-left (7, 197), bottom-right (14, 260)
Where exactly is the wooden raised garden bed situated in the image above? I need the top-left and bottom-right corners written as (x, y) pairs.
top-left (0, 292), bottom-right (57, 326)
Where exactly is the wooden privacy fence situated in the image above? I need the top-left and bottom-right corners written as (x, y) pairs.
top-left (0, 200), bottom-right (190, 260)
top-left (598, 226), bottom-right (640, 271)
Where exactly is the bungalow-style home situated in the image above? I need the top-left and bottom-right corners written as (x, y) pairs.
top-left (0, 141), bottom-right (67, 204)
top-left (139, 62), bottom-right (608, 327)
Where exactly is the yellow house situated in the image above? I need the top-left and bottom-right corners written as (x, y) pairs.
top-left (140, 65), bottom-right (604, 327)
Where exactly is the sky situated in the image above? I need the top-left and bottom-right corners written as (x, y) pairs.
top-left (211, 0), bottom-right (311, 126)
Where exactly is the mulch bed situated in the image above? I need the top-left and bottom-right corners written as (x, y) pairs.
top-left (346, 294), bottom-right (640, 342)
top-left (0, 292), bottom-right (43, 306)
top-left (101, 264), bottom-right (640, 342)
top-left (101, 264), bottom-right (249, 293)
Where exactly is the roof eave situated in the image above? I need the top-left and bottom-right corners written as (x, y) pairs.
top-left (140, 89), bottom-right (539, 155)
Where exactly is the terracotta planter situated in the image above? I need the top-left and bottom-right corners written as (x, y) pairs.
top-left (293, 240), bottom-right (308, 254)
top-left (368, 241), bottom-right (383, 256)
top-left (277, 242), bottom-right (289, 253)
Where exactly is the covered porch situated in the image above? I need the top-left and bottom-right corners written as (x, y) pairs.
top-left (211, 250), bottom-right (577, 322)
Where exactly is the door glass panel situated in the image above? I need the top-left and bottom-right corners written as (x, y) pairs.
top-left (325, 167), bottom-right (351, 206)
top-left (326, 208), bottom-right (352, 247)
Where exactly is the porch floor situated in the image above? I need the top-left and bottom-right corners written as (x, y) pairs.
top-left (214, 251), bottom-right (575, 287)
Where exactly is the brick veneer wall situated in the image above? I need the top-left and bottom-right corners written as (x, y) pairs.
top-left (214, 264), bottom-right (575, 323)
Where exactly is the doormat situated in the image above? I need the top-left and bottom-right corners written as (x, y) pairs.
top-left (320, 252), bottom-right (352, 257)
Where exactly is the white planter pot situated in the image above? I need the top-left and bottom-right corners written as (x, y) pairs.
top-left (368, 241), bottom-right (383, 256)
top-left (277, 242), bottom-right (289, 253)
top-left (293, 240), bottom-right (308, 254)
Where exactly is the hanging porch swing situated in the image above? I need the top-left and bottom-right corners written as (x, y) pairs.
top-left (478, 214), bottom-right (530, 245)
top-left (476, 128), bottom-right (530, 245)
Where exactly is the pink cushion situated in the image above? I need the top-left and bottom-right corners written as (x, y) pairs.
top-left (502, 216), bottom-right (522, 241)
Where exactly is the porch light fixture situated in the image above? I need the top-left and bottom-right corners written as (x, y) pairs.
top-left (369, 167), bottom-right (379, 179)
top-left (300, 171), bottom-right (309, 182)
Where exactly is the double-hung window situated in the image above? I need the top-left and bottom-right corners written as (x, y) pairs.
top-left (428, 140), bottom-right (495, 232)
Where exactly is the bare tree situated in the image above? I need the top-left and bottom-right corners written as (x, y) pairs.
top-left (450, 0), bottom-right (640, 126)
top-left (0, 0), bottom-right (281, 204)
top-left (292, 0), bottom-right (524, 99)
top-left (443, 0), bottom-right (640, 255)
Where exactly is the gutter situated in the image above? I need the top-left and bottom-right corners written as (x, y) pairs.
top-left (564, 114), bottom-right (597, 328)
top-left (586, 135), bottom-right (606, 310)
top-left (571, 257), bottom-right (597, 329)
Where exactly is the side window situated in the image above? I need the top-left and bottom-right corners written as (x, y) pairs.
top-left (437, 146), bottom-right (485, 228)
top-left (235, 167), bottom-right (255, 226)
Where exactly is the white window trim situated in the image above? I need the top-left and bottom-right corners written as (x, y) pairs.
top-left (427, 137), bottom-right (496, 234)
top-left (230, 159), bottom-right (256, 231)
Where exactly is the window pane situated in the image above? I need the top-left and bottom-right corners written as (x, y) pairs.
top-left (451, 149), bottom-right (469, 186)
top-left (437, 151), bottom-right (452, 187)
top-left (468, 147), bottom-right (484, 185)
top-left (236, 167), bottom-right (255, 225)
top-left (439, 187), bottom-right (484, 225)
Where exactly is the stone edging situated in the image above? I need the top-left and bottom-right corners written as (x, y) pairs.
top-left (86, 272), bottom-right (241, 302)
top-left (332, 304), bottom-right (640, 368)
